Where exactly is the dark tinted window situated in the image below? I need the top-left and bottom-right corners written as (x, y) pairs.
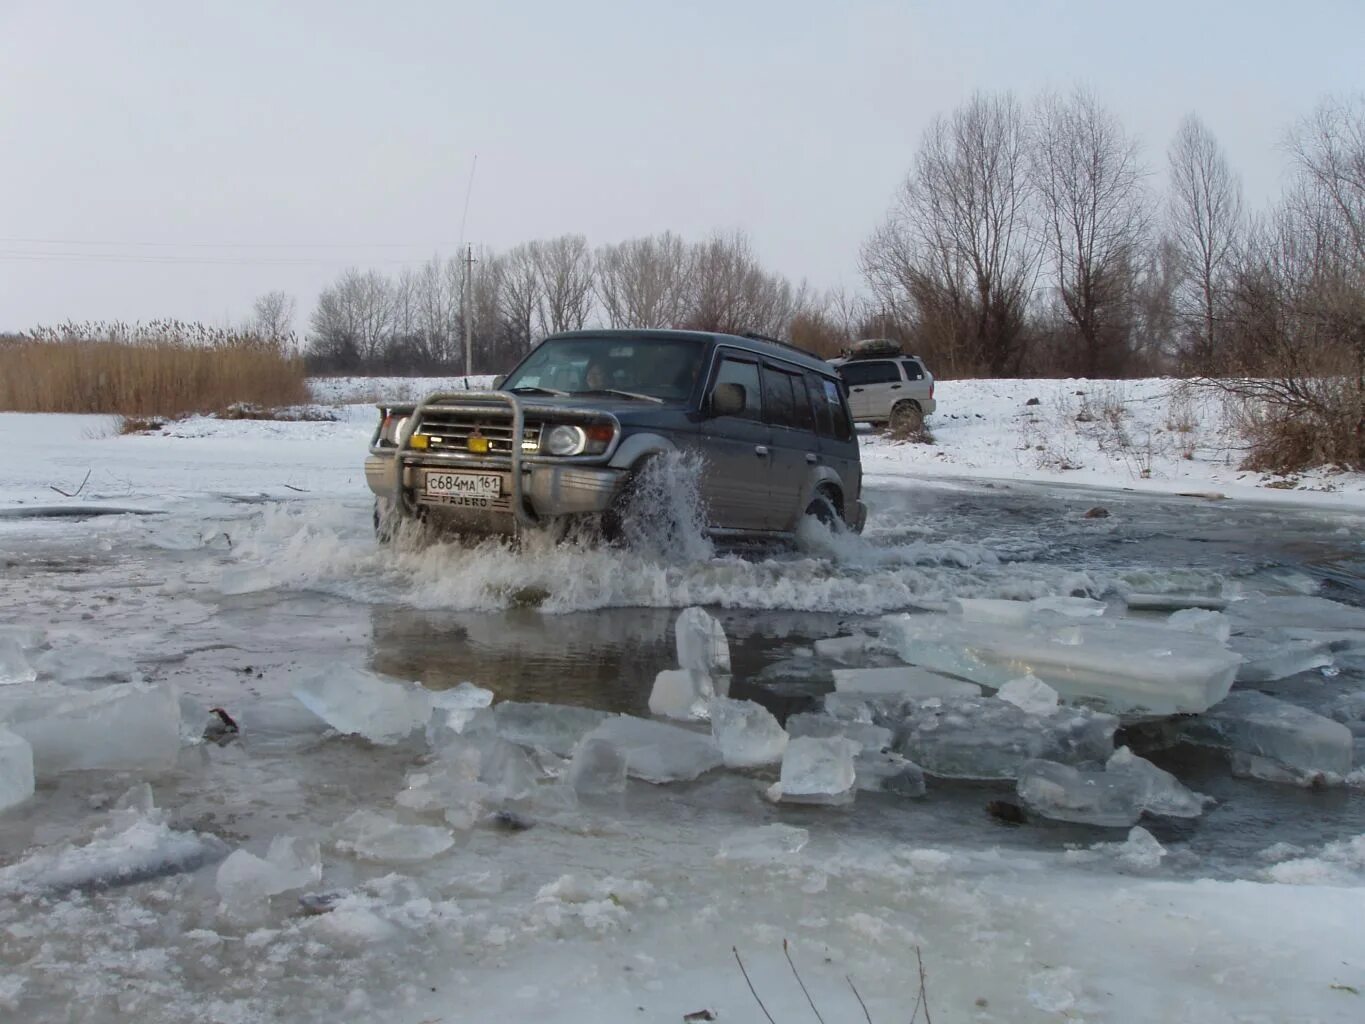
top-left (839, 360), bottom-right (901, 386)
top-left (900, 359), bottom-right (924, 380)
top-left (762, 365), bottom-right (814, 432)
top-left (808, 375), bottom-right (853, 442)
top-left (711, 357), bottom-right (762, 420)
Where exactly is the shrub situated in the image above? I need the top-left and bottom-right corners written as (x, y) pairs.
top-left (0, 321), bottom-right (309, 417)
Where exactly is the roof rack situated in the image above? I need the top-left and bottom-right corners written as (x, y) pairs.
top-left (740, 331), bottom-right (817, 359)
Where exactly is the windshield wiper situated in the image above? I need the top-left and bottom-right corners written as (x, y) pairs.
top-left (509, 385), bottom-right (569, 396)
top-left (573, 388), bottom-right (664, 404)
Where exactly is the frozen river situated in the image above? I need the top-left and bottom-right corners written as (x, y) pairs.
top-left (1, 479), bottom-right (1364, 1023)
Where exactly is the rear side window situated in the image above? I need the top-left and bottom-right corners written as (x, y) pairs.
top-left (711, 357), bottom-right (763, 420)
top-left (762, 365), bottom-right (814, 432)
top-left (807, 373), bottom-right (853, 442)
top-left (839, 360), bottom-right (901, 386)
top-left (900, 359), bottom-right (925, 380)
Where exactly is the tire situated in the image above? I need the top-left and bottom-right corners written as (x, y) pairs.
top-left (600, 461), bottom-right (648, 545)
top-left (373, 499), bottom-right (412, 544)
top-left (803, 491), bottom-right (846, 533)
top-left (889, 400), bottom-right (924, 435)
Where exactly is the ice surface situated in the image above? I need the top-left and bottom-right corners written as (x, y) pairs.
top-left (0, 681), bottom-right (181, 776)
top-left (1181, 690), bottom-right (1353, 779)
top-left (483, 701), bottom-right (609, 757)
top-left (0, 638), bottom-right (36, 686)
top-left (832, 665), bottom-right (981, 699)
top-left (882, 611), bottom-right (1241, 714)
top-left (767, 736), bottom-right (860, 806)
top-left (675, 607), bottom-right (731, 675)
top-left (785, 712), bottom-right (892, 754)
top-left (1227, 594), bottom-right (1365, 632)
top-left (894, 696), bottom-right (1118, 780)
top-left (1167, 608), bottom-right (1232, 644)
top-left (334, 810), bottom-right (454, 862)
top-left (995, 675), bottom-right (1060, 715)
top-left (709, 698), bottom-right (787, 767)
top-left (0, 725), bottom-right (34, 812)
top-left (951, 596), bottom-right (1107, 625)
top-left (812, 633), bottom-right (870, 662)
top-left (716, 823), bottom-right (810, 862)
top-left (854, 750), bottom-right (926, 796)
top-left (0, 792), bottom-right (227, 895)
top-left (216, 836), bottom-right (322, 914)
top-left (566, 737), bottom-right (628, 795)
top-left (32, 646), bottom-right (137, 686)
top-left (649, 668), bottom-right (715, 721)
top-left (292, 666), bottom-right (432, 745)
top-left (1228, 636), bottom-right (1333, 682)
top-left (585, 715), bottom-right (723, 784)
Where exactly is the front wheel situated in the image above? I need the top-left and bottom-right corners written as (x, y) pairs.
top-left (889, 400), bottom-right (924, 436)
top-left (803, 492), bottom-right (847, 533)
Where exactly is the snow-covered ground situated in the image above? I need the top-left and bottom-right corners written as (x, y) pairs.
top-left (0, 377), bottom-right (1363, 1023)
top-left (866, 376), bottom-right (1365, 509)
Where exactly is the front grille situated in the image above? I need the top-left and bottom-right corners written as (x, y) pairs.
top-left (415, 411), bottom-right (542, 455)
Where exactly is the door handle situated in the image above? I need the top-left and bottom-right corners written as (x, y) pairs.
top-left (805, 453), bottom-right (819, 463)
top-left (890, 384), bottom-right (902, 390)
top-left (852, 387), bottom-right (864, 392)
top-left (754, 445), bottom-right (769, 457)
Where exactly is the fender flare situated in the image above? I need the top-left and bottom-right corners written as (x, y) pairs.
top-left (607, 432), bottom-right (679, 471)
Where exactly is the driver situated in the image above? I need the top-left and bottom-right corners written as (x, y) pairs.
top-left (583, 360), bottom-right (609, 390)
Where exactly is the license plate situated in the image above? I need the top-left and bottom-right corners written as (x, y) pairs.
top-left (423, 471), bottom-right (501, 498)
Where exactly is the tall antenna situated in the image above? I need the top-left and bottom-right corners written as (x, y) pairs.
top-left (457, 154), bottom-right (478, 253)
top-left (459, 155), bottom-right (478, 378)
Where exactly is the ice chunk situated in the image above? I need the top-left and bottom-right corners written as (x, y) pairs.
top-left (1018, 759), bottom-right (1145, 826)
top-left (1125, 593), bottom-right (1227, 612)
top-left (995, 675), bottom-right (1060, 716)
top-left (480, 701), bottom-right (609, 757)
top-left (431, 682), bottom-right (494, 711)
top-left (216, 836), bottom-right (322, 913)
top-left (786, 712), bottom-right (892, 754)
top-left (1228, 636), bottom-right (1333, 682)
top-left (717, 823), bottom-right (809, 862)
top-left (709, 698), bottom-right (787, 767)
top-left (1227, 594), bottom-right (1365, 633)
top-left (0, 638), bottom-right (36, 686)
top-left (0, 796), bottom-right (227, 895)
top-left (649, 668), bottom-right (715, 721)
top-left (293, 666), bottom-right (431, 745)
top-left (881, 612), bottom-right (1241, 714)
top-left (767, 736), bottom-right (860, 806)
top-left (951, 597), bottom-right (1106, 625)
top-left (832, 666), bottom-right (980, 699)
top-left (676, 607), bottom-right (731, 675)
top-left (894, 696), bottom-right (1117, 781)
top-left (32, 646), bottom-right (136, 686)
top-left (1106, 747), bottom-right (1206, 818)
top-left (0, 726), bottom-right (35, 813)
top-left (1113, 826), bottom-right (1167, 871)
top-left (813, 633), bottom-right (870, 662)
top-left (566, 737), bottom-right (628, 795)
top-left (855, 750), bottom-right (926, 796)
top-left (233, 697), bottom-right (331, 749)
top-left (334, 810), bottom-right (454, 863)
top-left (584, 715), bottom-right (722, 784)
top-left (1167, 608), bottom-right (1232, 644)
top-left (1180, 690), bottom-right (1353, 779)
top-left (0, 681), bottom-right (180, 777)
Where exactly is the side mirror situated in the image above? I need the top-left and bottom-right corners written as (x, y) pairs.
top-left (710, 382), bottom-right (746, 418)
top-left (492, 375), bottom-right (506, 390)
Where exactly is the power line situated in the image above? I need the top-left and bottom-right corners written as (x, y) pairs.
top-left (0, 237), bottom-right (463, 250)
top-left (0, 249), bottom-right (453, 267)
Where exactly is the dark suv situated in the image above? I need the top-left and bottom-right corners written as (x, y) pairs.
top-left (365, 329), bottom-right (865, 540)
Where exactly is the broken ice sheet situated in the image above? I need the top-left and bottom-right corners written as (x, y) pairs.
top-left (832, 665), bottom-right (980, 699)
top-left (32, 646), bottom-right (137, 687)
top-left (785, 712), bottom-right (892, 755)
top-left (708, 698), bottom-right (787, 768)
top-left (1017, 749), bottom-right (1204, 827)
top-left (584, 715), bottom-right (722, 784)
top-left (292, 665), bottom-right (431, 745)
top-left (716, 823), bottom-right (810, 862)
top-left (334, 810), bottom-right (454, 863)
top-left (995, 675), bottom-right (1060, 716)
top-left (767, 736), bottom-right (860, 806)
top-left (675, 606), bottom-right (731, 675)
top-left (0, 637), bottom-right (37, 686)
top-left (882, 611), bottom-right (1241, 714)
top-left (216, 836), bottom-right (322, 914)
top-left (566, 737), bottom-right (628, 796)
top-left (649, 668), bottom-right (715, 721)
top-left (1180, 690), bottom-right (1353, 780)
top-left (1228, 635), bottom-right (1333, 683)
top-left (0, 725), bottom-right (35, 813)
top-left (855, 750), bottom-right (926, 796)
top-left (480, 701), bottom-right (608, 757)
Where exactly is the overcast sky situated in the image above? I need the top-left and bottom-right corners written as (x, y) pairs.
top-left (2, 0), bottom-right (1363, 334)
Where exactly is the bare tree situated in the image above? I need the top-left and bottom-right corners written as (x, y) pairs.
top-left (595, 231), bottom-right (695, 328)
top-left (495, 243), bottom-right (544, 353)
top-left (310, 267), bottom-right (394, 366)
top-left (685, 232), bottom-right (800, 336)
top-left (533, 234), bottom-right (595, 334)
top-left (413, 255), bottom-right (462, 364)
top-left (250, 290), bottom-right (296, 343)
top-left (1030, 88), bottom-right (1151, 376)
top-left (1168, 114), bottom-right (1244, 372)
top-left (862, 92), bottom-right (1038, 375)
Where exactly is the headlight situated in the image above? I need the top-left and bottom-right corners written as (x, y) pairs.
top-left (543, 424), bottom-right (586, 456)
top-left (393, 416), bottom-right (409, 442)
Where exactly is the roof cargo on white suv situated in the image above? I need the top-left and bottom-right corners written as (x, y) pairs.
top-left (829, 341), bottom-right (936, 431)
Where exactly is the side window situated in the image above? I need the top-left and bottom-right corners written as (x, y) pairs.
top-left (808, 376), bottom-right (852, 441)
top-left (710, 357), bottom-right (762, 420)
top-left (840, 360), bottom-right (901, 386)
top-left (761, 365), bottom-right (814, 432)
top-left (900, 359), bottom-right (924, 381)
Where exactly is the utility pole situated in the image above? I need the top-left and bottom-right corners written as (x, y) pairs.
top-left (463, 243), bottom-right (476, 378)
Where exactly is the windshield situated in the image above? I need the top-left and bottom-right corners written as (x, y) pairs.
top-left (501, 337), bottom-right (706, 402)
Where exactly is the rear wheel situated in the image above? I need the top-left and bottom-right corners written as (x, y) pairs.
top-left (803, 490), bottom-right (846, 533)
top-left (889, 400), bottom-right (924, 435)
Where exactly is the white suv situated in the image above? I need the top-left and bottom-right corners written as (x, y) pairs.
top-left (829, 347), bottom-right (936, 432)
